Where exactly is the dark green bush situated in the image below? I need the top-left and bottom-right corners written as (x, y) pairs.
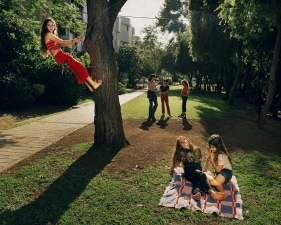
top-left (36, 64), bottom-right (84, 105)
top-left (0, 75), bottom-right (34, 109)
top-left (118, 82), bottom-right (128, 95)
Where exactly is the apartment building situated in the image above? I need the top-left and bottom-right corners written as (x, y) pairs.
top-left (113, 16), bottom-right (139, 53)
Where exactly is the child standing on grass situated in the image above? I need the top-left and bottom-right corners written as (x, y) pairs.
top-left (203, 134), bottom-right (233, 194)
top-left (147, 74), bottom-right (158, 121)
top-left (178, 80), bottom-right (190, 118)
top-left (171, 136), bottom-right (228, 201)
top-left (159, 79), bottom-right (172, 117)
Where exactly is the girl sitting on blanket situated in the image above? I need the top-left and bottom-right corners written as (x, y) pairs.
top-left (203, 134), bottom-right (233, 194)
top-left (171, 136), bottom-right (228, 201)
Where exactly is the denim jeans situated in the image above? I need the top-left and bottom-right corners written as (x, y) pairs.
top-left (149, 93), bottom-right (158, 117)
top-left (215, 169), bottom-right (233, 183)
top-left (182, 96), bottom-right (188, 113)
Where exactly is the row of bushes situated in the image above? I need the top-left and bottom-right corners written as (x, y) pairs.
top-left (0, 54), bottom-right (87, 109)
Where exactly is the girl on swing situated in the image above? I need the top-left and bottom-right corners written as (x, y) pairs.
top-left (40, 18), bottom-right (102, 92)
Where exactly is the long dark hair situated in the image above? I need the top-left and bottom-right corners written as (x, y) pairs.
top-left (171, 136), bottom-right (201, 169)
top-left (208, 134), bottom-right (232, 165)
top-left (148, 74), bottom-right (156, 82)
top-left (40, 18), bottom-right (58, 57)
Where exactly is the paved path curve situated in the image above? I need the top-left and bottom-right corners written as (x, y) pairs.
top-left (0, 90), bottom-right (146, 173)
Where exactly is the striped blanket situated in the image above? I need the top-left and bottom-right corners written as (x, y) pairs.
top-left (159, 167), bottom-right (244, 220)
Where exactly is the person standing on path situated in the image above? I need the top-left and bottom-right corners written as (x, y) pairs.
top-left (147, 74), bottom-right (158, 121)
top-left (178, 80), bottom-right (190, 118)
top-left (159, 79), bottom-right (172, 117)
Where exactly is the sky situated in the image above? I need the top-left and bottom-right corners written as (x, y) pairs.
top-left (118, 0), bottom-right (172, 42)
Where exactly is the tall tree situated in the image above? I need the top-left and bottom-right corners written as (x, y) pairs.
top-left (219, 0), bottom-right (281, 128)
top-left (156, 0), bottom-right (188, 33)
top-left (116, 44), bottom-right (140, 87)
top-left (84, 0), bottom-right (128, 148)
top-left (137, 25), bottom-right (164, 75)
top-left (187, 0), bottom-right (236, 97)
top-left (159, 40), bottom-right (177, 75)
top-left (258, 1), bottom-right (281, 129)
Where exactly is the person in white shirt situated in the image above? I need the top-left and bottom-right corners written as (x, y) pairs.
top-left (203, 134), bottom-right (233, 194)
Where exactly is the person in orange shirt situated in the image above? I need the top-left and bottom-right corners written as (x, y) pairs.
top-left (178, 80), bottom-right (190, 118)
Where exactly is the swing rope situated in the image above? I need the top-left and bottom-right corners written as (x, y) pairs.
top-left (85, 0), bottom-right (124, 40)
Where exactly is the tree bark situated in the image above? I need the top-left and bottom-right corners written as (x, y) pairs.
top-left (84, 0), bottom-right (129, 148)
top-left (228, 42), bottom-right (242, 105)
top-left (258, 22), bottom-right (281, 128)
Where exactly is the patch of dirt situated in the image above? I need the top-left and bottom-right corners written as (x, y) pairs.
top-left (2, 104), bottom-right (281, 175)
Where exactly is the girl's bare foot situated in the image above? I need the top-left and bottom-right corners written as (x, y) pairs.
top-left (192, 192), bottom-right (201, 200)
top-left (92, 79), bottom-right (102, 90)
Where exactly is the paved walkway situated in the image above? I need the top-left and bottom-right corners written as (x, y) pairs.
top-left (0, 90), bottom-right (146, 173)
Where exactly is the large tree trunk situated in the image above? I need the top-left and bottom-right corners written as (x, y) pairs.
top-left (228, 42), bottom-right (242, 105)
top-left (84, 0), bottom-right (129, 148)
top-left (258, 22), bottom-right (281, 128)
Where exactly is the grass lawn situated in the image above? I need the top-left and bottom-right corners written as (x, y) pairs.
top-left (122, 85), bottom-right (246, 120)
top-left (0, 85), bottom-right (280, 225)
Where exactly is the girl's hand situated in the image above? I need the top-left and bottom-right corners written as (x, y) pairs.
top-left (77, 35), bottom-right (84, 43)
top-left (210, 152), bottom-right (215, 162)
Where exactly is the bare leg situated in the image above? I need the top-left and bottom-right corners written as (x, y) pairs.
top-left (208, 174), bottom-right (226, 191)
top-left (208, 189), bottom-right (228, 200)
top-left (85, 81), bottom-right (94, 92)
top-left (215, 184), bottom-right (225, 192)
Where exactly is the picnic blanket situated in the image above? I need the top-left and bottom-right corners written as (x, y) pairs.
top-left (159, 167), bottom-right (244, 220)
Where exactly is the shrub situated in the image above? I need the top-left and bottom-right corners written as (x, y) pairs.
top-left (36, 66), bottom-right (84, 105)
top-left (0, 74), bottom-right (34, 109)
top-left (118, 82), bottom-right (127, 95)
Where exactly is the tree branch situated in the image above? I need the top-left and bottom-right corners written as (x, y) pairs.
top-left (108, 0), bottom-right (127, 26)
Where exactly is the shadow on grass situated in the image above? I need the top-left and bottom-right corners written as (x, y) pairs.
top-left (0, 144), bottom-right (121, 225)
top-left (252, 152), bottom-right (281, 181)
top-left (156, 115), bottom-right (171, 129)
top-left (193, 100), bottom-right (280, 155)
top-left (181, 117), bottom-right (192, 131)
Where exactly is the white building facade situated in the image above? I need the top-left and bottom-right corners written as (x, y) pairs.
top-left (112, 16), bottom-right (139, 53)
